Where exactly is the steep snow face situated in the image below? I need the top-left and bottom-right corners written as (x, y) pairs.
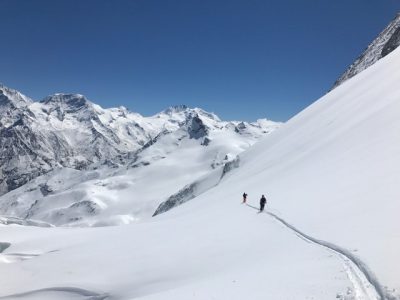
top-left (175, 45), bottom-right (400, 296)
top-left (332, 13), bottom-right (400, 89)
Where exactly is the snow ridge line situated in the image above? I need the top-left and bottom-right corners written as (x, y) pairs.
top-left (246, 204), bottom-right (386, 300)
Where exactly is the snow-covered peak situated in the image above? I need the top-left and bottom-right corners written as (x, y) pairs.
top-left (332, 13), bottom-right (400, 89)
top-left (154, 105), bottom-right (221, 131)
top-left (41, 93), bottom-right (93, 111)
top-left (0, 83), bottom-right (34, 129)
top-left (192, 107), bottom-right (221, 122)
top-left (162, 104), bottom-right (189, 115)
top-left (0, 83), bottom-right (33, 109)
top-left (158, 105), bottom-right (220, 121)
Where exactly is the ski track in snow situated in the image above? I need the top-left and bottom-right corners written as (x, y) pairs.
top-left (246, 204), bottom-right (386, 300)
top-left (0, 287), bottom-right (109, 300)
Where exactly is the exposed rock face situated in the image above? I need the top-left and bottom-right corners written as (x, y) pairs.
top-left (188, 114), bottom-right (208, 139)
top-left (153, 182), bottom-right (197, 216)
top-left (332, 13), bottom-right (400, 89)
top-left (381, 25), bottom-right (400, 57)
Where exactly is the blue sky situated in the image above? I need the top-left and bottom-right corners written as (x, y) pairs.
top-left (1, 0), bottom-right (399, 121)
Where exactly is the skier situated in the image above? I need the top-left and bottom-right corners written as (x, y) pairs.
top-left (259, 195), bottom-right (267, 212)
top-left (242, 192), bottom-right (248, 203)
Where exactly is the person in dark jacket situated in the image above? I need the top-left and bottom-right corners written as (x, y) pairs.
top-left (259, 195), bottom-right (267, 212)
top-left (242, 192), bottom-right (248, 203)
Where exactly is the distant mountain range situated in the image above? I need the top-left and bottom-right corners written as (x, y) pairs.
top-left (0, 83), bottom-right (279, 197)
top-left (0, 83), bottom-right (280, 225)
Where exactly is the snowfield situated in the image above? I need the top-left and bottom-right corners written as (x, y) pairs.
top-left (1, 34), bottom-right (400, 300)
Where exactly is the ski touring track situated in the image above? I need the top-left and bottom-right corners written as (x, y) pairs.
top-left (0, 206), bottom-right (388, 300)
top-left (246, 204), bottom-right (387, 300)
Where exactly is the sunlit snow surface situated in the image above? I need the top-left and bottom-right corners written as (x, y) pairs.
top-left (0, 47), bottom-right (400, 299)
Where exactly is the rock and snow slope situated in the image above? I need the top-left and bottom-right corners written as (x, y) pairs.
top-left (0, 29), bottom-right (399, 300)
top-left (332, 13), bottom-right (400, 89)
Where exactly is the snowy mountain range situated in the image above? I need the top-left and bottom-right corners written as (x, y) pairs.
top-left (0, 83), bottom-right (280, 225)
top-left (332, 13), bottom-right (400, 89)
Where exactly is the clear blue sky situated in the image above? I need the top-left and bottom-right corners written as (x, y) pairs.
top-left (1, 0), bottom-right (399, 121)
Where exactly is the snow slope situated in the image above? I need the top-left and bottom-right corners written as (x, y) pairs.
top-left (231, 45), bottom-right (400, 294)
top-left (159, 44), bottom-right (400, 297)
top-left (0, 29), bottom-right (399, 300)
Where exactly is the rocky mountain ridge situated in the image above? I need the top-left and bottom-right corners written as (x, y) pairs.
top-left (332, 13), bottom-right (400, 89)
